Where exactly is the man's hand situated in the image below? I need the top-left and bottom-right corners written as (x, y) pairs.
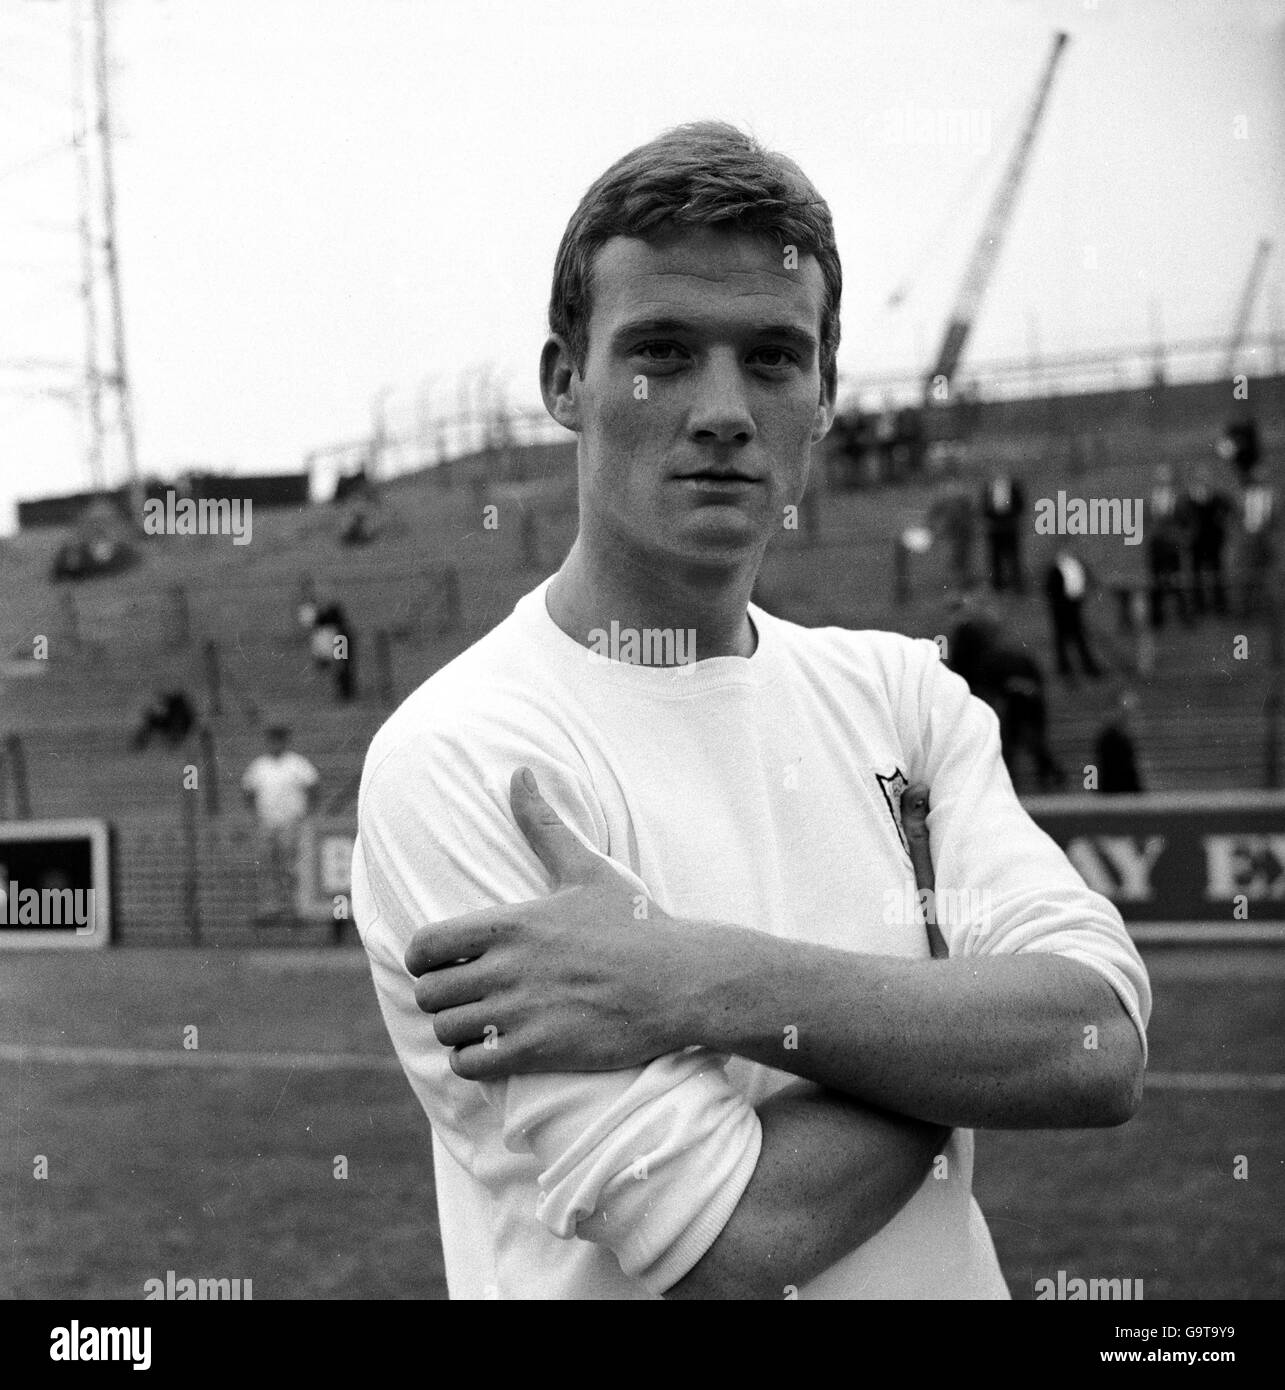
top-left (405, 767), bottom-right (724, 1079)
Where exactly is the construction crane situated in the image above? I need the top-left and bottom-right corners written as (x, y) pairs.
top-left (924, 30), bottom-right (1069, 398)
top-left (1223, 237), bottom-right (1273, 378)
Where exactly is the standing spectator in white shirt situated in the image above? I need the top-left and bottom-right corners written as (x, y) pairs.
top-left (242, 724), bottom-right (319, 924)
top-left (1238, 473), bottom-right (1276, 617)
top-left (1043, 544), bottom-right (1104, 682)
top-left (980, 471), bottom-right (1025, 593)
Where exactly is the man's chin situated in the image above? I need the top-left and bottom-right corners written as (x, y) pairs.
top-left (667, 507), bottom-right (767, 560)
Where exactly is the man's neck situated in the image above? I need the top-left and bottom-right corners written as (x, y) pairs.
top-left (546, 536), bottom-right (759, 663)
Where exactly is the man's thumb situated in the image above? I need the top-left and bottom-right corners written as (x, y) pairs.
top-left (510, 767), bottom-right (603, 888)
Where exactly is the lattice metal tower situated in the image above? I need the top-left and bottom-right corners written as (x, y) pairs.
top-left (71, 0), bottom-right (138, 490)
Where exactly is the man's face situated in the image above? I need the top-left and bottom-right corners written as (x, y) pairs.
top-left (556, 226), bottom-right (834, 569)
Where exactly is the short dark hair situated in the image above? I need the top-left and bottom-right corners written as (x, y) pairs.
top-left (548, 121), bottom-right (842, 385)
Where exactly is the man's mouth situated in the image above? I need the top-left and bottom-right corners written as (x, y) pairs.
top-left (674, 469), bottom-right (763, 484)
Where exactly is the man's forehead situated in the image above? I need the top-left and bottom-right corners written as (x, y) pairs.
top-left (590, 228), bottom-right (824, 324)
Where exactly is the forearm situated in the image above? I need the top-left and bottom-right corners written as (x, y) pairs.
top-left (665, 1082), bottom-right (947, 1300)
top-left (686, 927), bottom-right (1143, 1129)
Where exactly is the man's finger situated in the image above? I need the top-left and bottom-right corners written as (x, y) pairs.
top-left (404, 908), bottom-right (512, 977)
top-left (901, 781), bottom-right (949, 960)
top-left (901, 781), bottom-right (933, 888)
top-left (510, 766), bottom-right (606, 888)
top-left (413, 958), bottom-right (492, 1015)
top-left (431, 1001), bottom-right (502, 1050)
top-left (449, 1039), bottom-right (511, 1082)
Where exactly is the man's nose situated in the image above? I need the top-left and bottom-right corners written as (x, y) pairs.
top-left (688, 352), bottom-right (756, 445)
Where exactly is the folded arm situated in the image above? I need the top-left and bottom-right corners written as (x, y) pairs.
top-left (665, 1083), bottom-right (947, 1299)
top-left (675, 926), bottom-right (1143, 1129)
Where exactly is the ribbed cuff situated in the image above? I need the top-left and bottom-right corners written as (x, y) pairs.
top-left (641, 1113), bottom-right (764, 1297)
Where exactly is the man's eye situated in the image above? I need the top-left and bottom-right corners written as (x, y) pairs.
top-left (750, 347), bottom-right (799, 369)
top-left (635, 341), bottom-right (686, 362)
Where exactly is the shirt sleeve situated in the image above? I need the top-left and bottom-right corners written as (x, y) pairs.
top-left (240, 761), bottom-right (258, 794)
top-left (353, 720), bottom-right (762, 1295)
top-left (893, 637), bottom-right (1152, 1060)
top-left (297, 757), bottom-right (320, 789)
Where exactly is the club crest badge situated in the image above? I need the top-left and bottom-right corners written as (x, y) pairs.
top-left (876, 767), bottom-right (911, 856)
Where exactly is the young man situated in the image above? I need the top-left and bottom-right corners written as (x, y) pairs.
top-left (353, 123), bottom-right (1149, 1300)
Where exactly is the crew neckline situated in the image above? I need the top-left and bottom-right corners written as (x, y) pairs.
top-left (516, 575), bottom-right (784, 694)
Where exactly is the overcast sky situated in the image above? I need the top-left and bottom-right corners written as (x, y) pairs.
top-left (1, 0), bottom-right (1282, 531)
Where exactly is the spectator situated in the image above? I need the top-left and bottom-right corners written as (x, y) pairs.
top-left (949, 609), bottom-right (1064, 792)
top-left (989, 643), bottom-right (1065, 793)
top-left (1094, 689), bottom-right (1144, 793)
top-left (1146, 464), bottom-right (1191, 629)
top-left (51, 540), bottom-right (91, 582)
top-left (338, 473), bottom-right (381, 546)
top-left (1217, 417), bottom-right (1261, 487)
top-left (1044, 545), bottom-right (1104, 682)
top-left (335, 626), bottom-right (357, 701)
top-left (945, 604), bottom-right (1002, 696)
top-left (317, 602), bottom-right (357, 702)
top-left (1238, 473), bottom-right (1277, 617)
top-left (980, 471), bottom-right (1025, 593)
top-left (309, 601), bottom-right (357, 699)
top-left (1182, 466), bottom-right (1232, 617)
top-left (130, 688), bottom-right (195, 751)
top-left (341, 503), bottom-right (378, 546)
top-left (310, 602), bottom-right (342, 669)
top-left (241, 724), bottom-right (320, 924)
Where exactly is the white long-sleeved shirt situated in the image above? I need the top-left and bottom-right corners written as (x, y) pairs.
top-left (352, 577), bottom-right (1151, 1300)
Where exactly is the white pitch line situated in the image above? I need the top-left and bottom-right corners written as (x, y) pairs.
top-left (0, 1043), bottom-right (401, 1072)
top-left (0, 1045), bottom-right (1281, 1090)
top-left (239, 950), bottom-right (371, 970)
top-left (1143, 1072), bottom-right (1285, 1091)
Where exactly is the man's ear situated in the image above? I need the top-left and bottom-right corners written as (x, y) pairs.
top-left (540, 335), bottom-right (582, 433)
top-left (810, 361), bottom-right (837, 444)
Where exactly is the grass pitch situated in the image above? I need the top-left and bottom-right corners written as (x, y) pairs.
top-left (1, 944), bottom-right (1281, 1300)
